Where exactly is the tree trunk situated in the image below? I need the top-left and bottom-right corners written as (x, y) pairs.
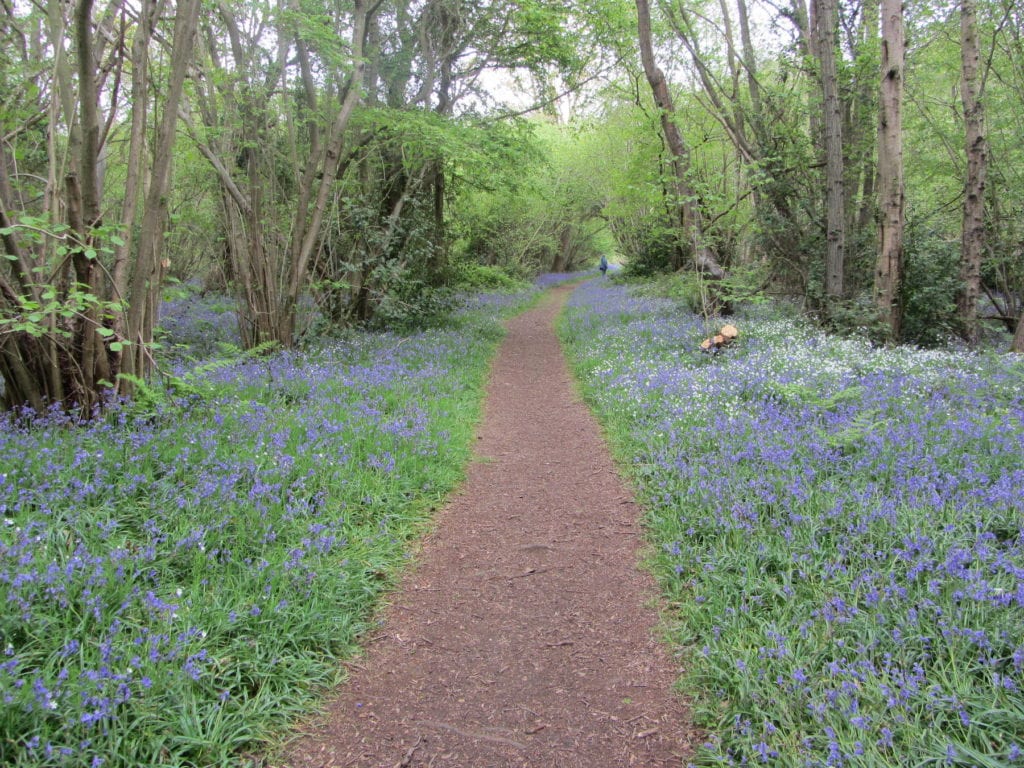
top-left (120, 0), bottom-right (201, 384)
top-left (65, 172), bottom-right (109, 408)
top-left (68, 0), bottom-right (109, 411)
top-left (958, 0), bottom-right (986, 346)
top-left (814, 0), bottom-right (845, 301)
top-left (283, 0), bottom-right (369, 340)
top-left (736, 0), bottom-right (762, 118)
top-left (634, 0), bottom-right (725, 283)
top-left (427, 3), bottom-right (457, 284)
top-left (112, 0), bottom-right (162, 300)
top-left (875, 0), bottom-right (905, 340)
top-left (553, 225), bottom-right (573, 272)
top-left (799, 0), bottom-right (823, 154)
top-left (74, 0), bottom-right (102, 231)
top-left (0, 0), bottom-right (195, 414)
top-left (1012, 311), bottom-right (1024, 353)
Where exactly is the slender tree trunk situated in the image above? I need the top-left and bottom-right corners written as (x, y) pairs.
top-left (427, 3), bottom-right (456, 283)
top-left (74, 0), bottom-right (101, 230)
top-left (1, 1), bottom-right (72, 411)
top-left (190, 1), bottom-right (295, 349)
top-left (858, 161), bottom-right (877, 231)
top-left (120, 0), bottom-right (201, 384)
top-left (814, 0), bottom-right (845, 301)
top-left (635, 0), bottom-right (725, 282)
top-left (283, 0), bottom-right (369, 340)
top-left (0, 0), bottom-right (194, 414)
top-left (69, 0), bottom-right (110, 410)
top-left (666, 5), bottom-right (754, 164)
top-left (798, 0), bottom-right (823, 154)
top-left (875, 0), bottom-right (905, 339)
top-left (112, 0), bottom-right (164, 300)
top-left (0, 153), bottom-right (47, 410)
top-left (958, 0), bottom-right (986, 346)
top-left (736, 0), bottom-right (762, 117)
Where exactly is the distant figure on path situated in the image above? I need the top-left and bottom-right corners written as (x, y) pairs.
top-left (599, 255), bottom-right (608, 276)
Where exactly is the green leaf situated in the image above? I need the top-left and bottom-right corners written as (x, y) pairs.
top-left (109, 341), bottom-right (125, 352)
top-left (95, 326), bottom-right (115, 338)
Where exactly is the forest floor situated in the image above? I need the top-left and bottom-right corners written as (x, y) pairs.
top-left (275, 284), bottom-right (697, 767)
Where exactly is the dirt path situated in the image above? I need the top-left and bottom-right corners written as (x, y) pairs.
top-left (277, 285), bottom-right (695, 767)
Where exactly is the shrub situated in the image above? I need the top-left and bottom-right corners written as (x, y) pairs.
top-left (901, 231), bottom-right (960, 347)
top-left (448, 261), bottom-right (532, 292)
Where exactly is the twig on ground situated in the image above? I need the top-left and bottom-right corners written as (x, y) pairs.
top-left (395, 735), bottom-right (423, 767)
top-left (417, 720), bottom-right (528, 750)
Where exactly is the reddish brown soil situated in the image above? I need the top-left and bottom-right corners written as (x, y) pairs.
top-left (275, 285), bottom-right (696, 767)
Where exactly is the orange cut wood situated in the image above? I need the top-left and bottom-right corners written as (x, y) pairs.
top-left (720, 324), bottom-right (738, 340)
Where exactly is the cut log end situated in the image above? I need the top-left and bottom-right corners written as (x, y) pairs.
top-left (700, 324), bottom-right (739, 352)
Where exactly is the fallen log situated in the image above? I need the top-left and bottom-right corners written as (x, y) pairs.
top-left (700, 324), bottom-right (739, 352)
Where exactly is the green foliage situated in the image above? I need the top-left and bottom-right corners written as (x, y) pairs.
top-left (113, 342), bottom-right (280, 422)
top-left (900, 229), bottom-right (961, 347)
top-left (489, 0), bottom-right (585, 76)
top-left (353, 108), bottom-right (533, 181)
top-left (0, 218), bottom-right (135, 402)
top-left (814, 293), bottom-right (892, 343)
top-left (627, 263), bottom-right (769, 317)
top-left (449, 117), bottom-right (639, 277)
top-left (161, 147), bottom-right (223, 287)
top-left (627, 270), bottom-right (702, 311)
top-left (448, 261), bottom-right (532, 292)
top-left (895, 4), bottom-right (1024, 343)
top-left (113, 372), bottom-right (165, 414)
top-left (369, 282), bottom-right (460, 332)
top-left (0, 284), bottom-right (99, 340)
top-left (618, 225), bottom-right (677, 278)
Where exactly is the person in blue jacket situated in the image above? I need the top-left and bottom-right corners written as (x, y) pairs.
top-left (599, 255), bottom-right (608, 276)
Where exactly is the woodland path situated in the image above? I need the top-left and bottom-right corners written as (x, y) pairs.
top-left (277, 284), bottom-right (696, 767)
